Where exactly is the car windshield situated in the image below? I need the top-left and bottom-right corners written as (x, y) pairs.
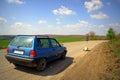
top-left (10, 36), bottom-right (34, 48)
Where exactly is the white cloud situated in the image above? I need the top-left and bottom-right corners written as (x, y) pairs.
top-left (0, 17), bottom-right (7, 23)
top-left (84, 0), bottom-right (103, 12)
top-left (0, 20), bottom-right (97, 35)
top-left (0, 22), bottom-right (35, 35)
top-left (38, 20), bottom-right (47, 24)
top-left (90, 12), bottom-right (109, 19)
top-left (64, 21), bottom-right (91, 29)
top-left (60, 20), bottom-right (97, 34)
top-left (53, 6), bottom-right (75, 15)
top-left (98, 24), bottom-right (105, 28)
top-left (6, 0), bottom-right (25, 4)
top-left (79, 20), bottom-right (93, 27)
top-left (109, 23), bottom-right (120, 27)
top-left (1, 21), bottom-right (120, 35)
top-left (56, 18), bottom-right (61, 24)
top-left (12, 22), bottom-right (23, 27)
top-left (109, 23), bottom-right (120, 34)
top-left (12, 22), bottom-right (32, 28)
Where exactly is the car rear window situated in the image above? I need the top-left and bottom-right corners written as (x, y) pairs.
top-left (10, 36), bottom-right (34, 48)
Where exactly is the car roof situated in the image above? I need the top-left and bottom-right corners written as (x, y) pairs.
top-left (17, 35), bottom-right (50, 38)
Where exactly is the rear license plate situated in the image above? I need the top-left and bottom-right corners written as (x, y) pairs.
top-left (14, 50), bottom-right (24, 54)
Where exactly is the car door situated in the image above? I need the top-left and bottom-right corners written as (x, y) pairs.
top-left (50, 39), bottom-right (63, 58)
top-left (36, 38), bottom-right (53, 59)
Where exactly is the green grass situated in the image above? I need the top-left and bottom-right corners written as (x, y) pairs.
top-left (0, 36), bottom-right (84, 49)
top-left (50, 35), bottom-right (85, 43)
top-left (51, 35), bottom-right (107, 43)
top-left (56, 37), bottom-right (84, 43)
top-left (0, 40), bottom-right (11, 49)
top-left (0, 35), bottom-right (107, 49)
top-left (109, 43), bottom-right (120, 58)
top-left (109, 35), bottom-right (120, 58)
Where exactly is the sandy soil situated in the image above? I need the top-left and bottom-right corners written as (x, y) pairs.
top-left (60, 42), bottom-right (107, 80)
top-left (0, 40), bottom-right (107, 80)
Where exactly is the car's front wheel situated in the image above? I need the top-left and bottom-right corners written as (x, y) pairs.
top-left (60, 52), bottom-right (66, 59)
top-left (36, 58), bottom-right (46, 71)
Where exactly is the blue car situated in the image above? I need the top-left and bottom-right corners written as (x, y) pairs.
top-left (5, 35), bottom-right (67, 71)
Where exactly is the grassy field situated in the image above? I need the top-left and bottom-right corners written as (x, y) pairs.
top-left (51, 35), bottom-right (107, 42)
top-left (109, 35), bottom-right (120, 58)
top-left (51, 35), bottom-right (85, 43)
top-left (103, 35), bottom-right (120, 80)
top-left (0, 40), bottom-right (11, 49)
top-left (0, 35), bottom-right (84, 49)
top-left (0, 35), bottom-right (106, 49)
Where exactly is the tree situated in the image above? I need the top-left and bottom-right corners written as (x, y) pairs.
top-left (89, 31), bottom-right (96, 40)
top-left (107, 28), bottom-right (116, 40)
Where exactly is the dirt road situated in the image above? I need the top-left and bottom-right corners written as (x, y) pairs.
top-left (0, 40), bottom-right (106, 80)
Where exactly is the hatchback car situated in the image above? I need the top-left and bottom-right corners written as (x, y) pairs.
top-left (5, 35), bottom-right (67, 71)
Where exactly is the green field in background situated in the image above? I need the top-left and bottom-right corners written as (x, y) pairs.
top-left (0, 40), bottom-right (11, 49)
top-left (0, 36), bottom-right (84, 49)
top-left (0, 35), bottom-right (106, 49)
top-left (56, 37), bottom-right (84, 43)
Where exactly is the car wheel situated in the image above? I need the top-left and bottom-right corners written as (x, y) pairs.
top-left (60, 52), bottom-right (66, 59)
top-left (36, 58), bottom-right (46, 71)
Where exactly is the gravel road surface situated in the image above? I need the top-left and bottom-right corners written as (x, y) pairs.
top-left (0, 40), bottom-right (106, 80)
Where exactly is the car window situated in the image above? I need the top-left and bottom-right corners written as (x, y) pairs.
top-left (37, 38), bottom-right (50, 49)
top-left (51, 39), bottom-right (60, 48)
top-left (10, 36), bottom-right (33, 48)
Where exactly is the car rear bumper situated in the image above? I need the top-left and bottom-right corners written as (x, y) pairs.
top-left (5, 54), bottom-right (38, 67)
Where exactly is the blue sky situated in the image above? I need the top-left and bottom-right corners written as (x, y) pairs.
top-left (0, 0), bottom-right (120, 35)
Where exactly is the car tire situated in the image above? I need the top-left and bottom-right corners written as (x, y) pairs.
top-left (36, 58), bottom-right (46, 71)
top-left (60, 52), bottom-right (66, 59)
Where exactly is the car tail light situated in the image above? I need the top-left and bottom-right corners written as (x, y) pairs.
top-left (6, 47), bottom-right (10, 53)
top-left (30, 50), bottom-right (37, 57)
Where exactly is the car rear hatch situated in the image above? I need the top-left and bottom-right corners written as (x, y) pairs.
top-left (8, 36), bottom-right (35, 58)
